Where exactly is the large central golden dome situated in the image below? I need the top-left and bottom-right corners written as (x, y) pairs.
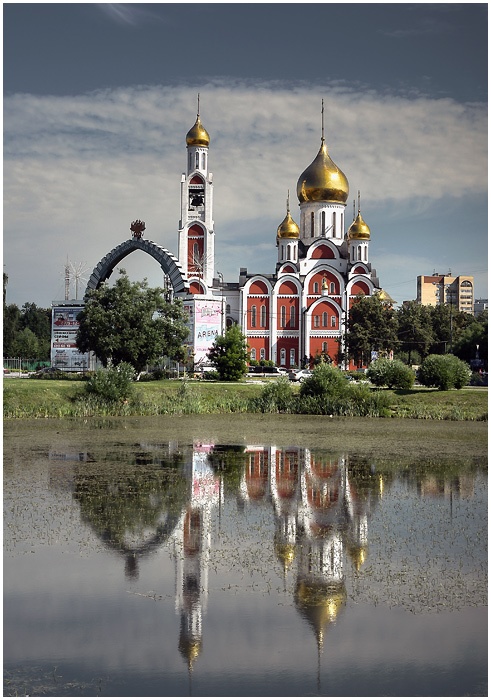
top-left (297, 139), bottom-right (349, 204)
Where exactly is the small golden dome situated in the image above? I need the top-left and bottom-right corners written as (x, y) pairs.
top-left (348, 211), bottom-right (371, 240)
top-left (277, 192), bottom-right (299, 239)
top-left (376, 289), bottom-right (396, 304)
top-left (297, 139), bottom-right (349, 204)
top-left (277, 210), bottom-right (300, 239)
top-left (186, 115), bottom-right (210, 147)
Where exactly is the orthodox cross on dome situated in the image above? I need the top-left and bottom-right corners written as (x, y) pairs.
top-left (130, 219), bottom-right (146, 239)
top-left (321, 99), bottom-right (325, 142)
top-left (358, 190), bottom-right (361, 212)
top-left (286, 189), bottom-right (290, 213)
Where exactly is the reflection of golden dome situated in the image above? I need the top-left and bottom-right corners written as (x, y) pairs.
top-left (275, 542), bottom-right (296, 569)
top-left (347, 544), bottom-right (368, 571)
top-left (295, 581), bottom-right (347, 648)
top-left (179, 638), bottom-right (202, 669)
top-left (186, 115), bottom-right (210, 147)
top-left (348, 211), bottom-right (371, 240)
top-left (297, 139), bottom-right (349, 204)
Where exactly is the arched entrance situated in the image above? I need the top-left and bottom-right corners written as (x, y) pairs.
top-left (84, 237), bottom-right (190, 296)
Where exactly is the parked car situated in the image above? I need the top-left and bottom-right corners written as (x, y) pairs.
top-left (289, 368), bottom-right (312, 382)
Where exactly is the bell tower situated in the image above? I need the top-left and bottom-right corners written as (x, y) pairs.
top-left (178, 96), bottom-right (215, 292)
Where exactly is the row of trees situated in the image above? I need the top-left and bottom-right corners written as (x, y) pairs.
top-left (347, 295), bottom-right (487, 368)
top-left (3, 272), bottom-right (487, 379)
top-left (3, 301), bottom-right (52, 360)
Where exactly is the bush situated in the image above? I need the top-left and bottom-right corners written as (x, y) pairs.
top-left (252, 377), bottom-right (295, 413)
top-left (299, 363), bottom-right (349, 399)
top-left (84, 362), bottom-right (136, 402)
top-left (418, 354), bottom-right (471, 391)
top-left (367, 358), bottom-right (415, 389)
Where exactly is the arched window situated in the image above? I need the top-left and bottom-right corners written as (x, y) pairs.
top-left (226, 304), bottom-right (231, 315)
top-left (330, 282), bottom-right (335, 294)
top-left (322, 342), bottom-right (328, 353)
top-left (311, 212), bottom-right (315, 236)
top-left (280, 305), bottom-right (286, 328)
top-left (289, 349), bottom-right (295, 366)
top-left (250, 348), bottom-right (256, 361)
top-left (314, 315), bottom-right (320, 328)
top-left (322, 312), bottom-right (328, 327)
top-left (331, 316), bottom-right (336, 328)
top-left (321, 211), bottom-right (326, 236)
top-left (364, 246), bottom-right (368, 262)
top-left (280, 348), bottom-right (286, 365)
top-left (358, 245), bottom-right (362, 261)
top-left (290, 305), bottom-right (296, 326)
top-left (260, 348), bottom-right (266, 361)
top-left (195, 152), bottom-right (200, 169)
top-left (313, 281), bottom-right (319, 294)
top-left (260, 305), bottom-right (266, 327)
top-left (202, 153), bottom-right (206, 170)
top-left (287, 244), bottom-right (291, 260)
top-left (251, 305), bottom-right (257, 328)
top-left (189, 153), bottom-right (192, 171)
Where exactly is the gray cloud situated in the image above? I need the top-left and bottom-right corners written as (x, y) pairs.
top-left (3, 81), bottom-right (487, 307)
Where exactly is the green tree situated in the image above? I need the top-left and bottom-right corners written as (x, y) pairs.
top-left (452, 311), bottom-right (487, 367)
top-left (76, 272), bottom-right (189, 374)
top-left (428, 304), bottom-right (473, 355)
top-left (10, 327), bottom-right (39, 358)
top-left (346, 294), bottom-right (398, 366)
top-left (3, 303), bottom-right (21, 356)
top-left (418, 354), bottom-right (471, 390)
top-left (395, 301), bottom-right (434, 364)
top-left (207, 324), bottom-right (248, 381)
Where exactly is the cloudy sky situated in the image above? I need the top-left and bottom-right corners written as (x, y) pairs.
top-left (3, 3), bottom-right (488, 309)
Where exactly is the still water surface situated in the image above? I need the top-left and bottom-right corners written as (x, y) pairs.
top-left (4, 417), bottom-right (487, 697)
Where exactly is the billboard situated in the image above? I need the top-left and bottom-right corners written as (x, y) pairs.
top-left (183, 297), bottom-right (223, 365)
top-left (51, 305), bottom-right (91, 370)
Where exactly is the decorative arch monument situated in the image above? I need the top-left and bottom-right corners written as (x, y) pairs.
top-left (50, 221), bottom-right (196, 371)
top-left (84, 220), bottom-right (190, 296)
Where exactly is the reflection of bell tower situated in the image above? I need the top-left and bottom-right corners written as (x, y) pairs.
top-left (178, 95), bottom-right (215, 292)
top-left (173, 443), bottom-right (220, 672)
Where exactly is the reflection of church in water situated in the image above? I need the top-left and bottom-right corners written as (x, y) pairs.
top-left (62, 442), bottom-right (476, 673)
top-left (169, 442), bottom-right (383, 670)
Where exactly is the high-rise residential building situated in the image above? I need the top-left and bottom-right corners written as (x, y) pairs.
top-left (416, 274), bottom-right (474, 314)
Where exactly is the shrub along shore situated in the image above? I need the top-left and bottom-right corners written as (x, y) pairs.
top-left (3, 372), bottom-right (488, 421)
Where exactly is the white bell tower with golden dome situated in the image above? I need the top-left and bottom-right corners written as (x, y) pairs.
top-left (178, 96), bottom-right (215, 292)
top-left (296, 101), bottom-right (348, 246)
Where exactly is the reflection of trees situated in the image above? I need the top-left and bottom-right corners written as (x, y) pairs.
top-left (73, 451), bottom-right (189, 577)
top-left (207, 445), bottom-right (248, 494)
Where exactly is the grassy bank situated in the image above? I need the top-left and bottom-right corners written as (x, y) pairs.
top-left (3, 377), bottom-right (488, 421)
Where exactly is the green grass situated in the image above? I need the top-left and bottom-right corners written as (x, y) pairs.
top-left (3, 377), bottom-right (488, 421)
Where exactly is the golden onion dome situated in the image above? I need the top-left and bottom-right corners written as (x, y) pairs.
top-left (297, 139), bottom-right (349, 204)
top-left (277, 195), bottom-right (300, 239)
top-left (348, 211), bottom-right (371, 240)
top-left (186, 115), bottom-right (210, 147)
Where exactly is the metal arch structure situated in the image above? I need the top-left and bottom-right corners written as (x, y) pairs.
top-left (84, 238), bottom-right (190, 297)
